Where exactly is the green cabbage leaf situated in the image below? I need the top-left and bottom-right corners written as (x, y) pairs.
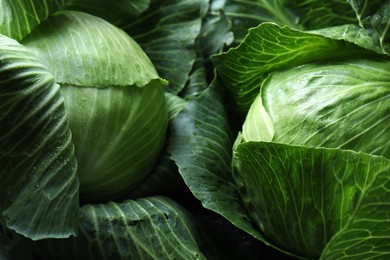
top-left (0, 34), bottom-right (79, 240)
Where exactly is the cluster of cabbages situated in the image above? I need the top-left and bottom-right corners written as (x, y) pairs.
top-left (1, 1), bottom-right (390, 260)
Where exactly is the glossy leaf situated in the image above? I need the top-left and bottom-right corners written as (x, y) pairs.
top-left (213, 23), bottom-right (371, 113)
top-left (179, 40), bottom-right (209, 98)
top-left (169, 83), bottom-right (235, 212)
top-left (169, 82), bottom-right (279, 250)
top-left (260, 59), bottom-right (390, 158)
top-left (165, 92), bottom-right (187, 120)
top-left (0, 35), bottom-right (79, 240)
top-left (31, 197), bottom-right (210, 259)
top-left (234, 142), bottom-right (390, 258)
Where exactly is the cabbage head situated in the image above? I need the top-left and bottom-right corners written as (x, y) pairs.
top-left (207, 20), bottom-right (390, 259)
top-left (0, 10), bottom-right (167, 239)
top-left (233, 57), bottom-right (390, 258)
top-left (24, 11), bottom-right (168, 202)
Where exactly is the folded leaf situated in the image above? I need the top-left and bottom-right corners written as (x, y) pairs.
top-left (0, 35), bottom-right (79, 240)
top-left (348, 0), bottom-right (390, 54)
top-left (213, 23), bottom-right (374, 113)
top-left (31, 196), bottom-right (210, 259)
top-left (168, 82), bottom-right (293, 254)
top-left (286, 0), bottom-right (357, 29)
top-left (123, 0), bottom-right (209, 93)
top-left (213, 0), bottom-right (301, 46)
top-left (234, 142), bottom-right (390, 258)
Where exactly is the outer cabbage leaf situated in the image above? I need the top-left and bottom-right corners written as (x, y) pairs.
top-left (198, 8), bottom-right (233, 63)
top-left (169, 83), bottom-right (237, 216)
top-left (165, 92), bottom-right (188, 120)
top-left (122, 0), bottom-right (209, 93)
top-left (210, 0), bottom-right (301, 46)
top-left (288, 0), bottom-right (390, 54)
top-left (64, 0), bottom-right (151, 26)
top-left (0, 35), bottom-right (79, 240)
top-left (212, 23), bottom-right (372, 113)
top-left (215, 1), bottom-right (390, 55)
top-left (234, 142), bottom-right (390, 259)
top-left (30, 196), bottom-right (211, 259)
top-left (169, 82), bottom-right (296, 255)
top-left (179, 42), bottom-right (208, 98)
top-left (348, 0), bottom-right (390, 54)
top-left (179, 5), bottom-right (234, 95)
top-left (0, 0), bottom-right (69, 41)
top-left (308, 24), bottom-right (387, 55)
top-left (286, 0), bottom-right (357, 29)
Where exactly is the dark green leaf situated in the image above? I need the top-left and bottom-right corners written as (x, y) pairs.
top-left (235, 142), bottom-right (390, 258)
top-left (62, 0), bottom-right (208, 93)
top-left (199, 8), bottom-right (233, 61)
top-left (348, 0), bottom-right (390, 54)
top-left (0, 35), bottom-right (79, 240)
top-left (165, 92), bottom-right (187, 120)
top-left (213, 23), bottom-right (373, 113)
top-left (31, 197), bottom-right (210, 259)
top-left (211, 0), bottom-right (301, 46)
top-left (309, 24), bottom-right (386, 54)
top-left (169, 83), bottom-right (235, 213)
top-left (169, 82), bottom-right (285, 252)
top-left (0, 0), bottom-right (68, 41)
top-left (123, 0), bottom-right (209, 93)
top-left (179, 40), bottom-right (209, 98)
top-left (65, 0), bottom-right (151, 26)
top-left (286, 0), bottom-right (357, 29)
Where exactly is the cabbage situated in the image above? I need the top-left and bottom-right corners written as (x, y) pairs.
top-left (233, 58), bottom-right (390, 258)
top-left (2, 0), bottom-right (390, 259)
